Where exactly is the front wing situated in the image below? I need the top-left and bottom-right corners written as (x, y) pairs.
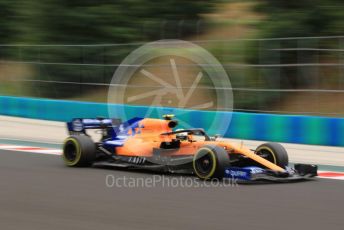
top-left (224, 164), bottom-right (318, 182)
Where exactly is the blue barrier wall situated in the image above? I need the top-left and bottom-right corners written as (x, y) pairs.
top-left (1, 96), bottom-right (343, 146)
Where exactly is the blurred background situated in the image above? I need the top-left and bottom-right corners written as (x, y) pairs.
top-left (1, 0), bottom-right (344, 116)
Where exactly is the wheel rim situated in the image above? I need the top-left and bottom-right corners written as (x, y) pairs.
top-left (64, 140), bottom-right (78, 162)
top-left (256, 148), bottom-right (276, 164)
top-left (194, 149), bottom-right (215, 177)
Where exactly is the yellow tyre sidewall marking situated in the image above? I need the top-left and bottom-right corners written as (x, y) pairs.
top-left (256, 146), bottom-right (277, 165)
top-left (63, 138), bottom-right (81, 166)
top-left (193, 147), bottom-right (217, 179)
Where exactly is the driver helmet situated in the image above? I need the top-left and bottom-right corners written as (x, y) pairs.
top-left (175, 129), bottom-right (188, 141)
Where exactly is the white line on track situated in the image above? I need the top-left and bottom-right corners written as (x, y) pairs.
top-left (0, 144), bottom-right (61, 155)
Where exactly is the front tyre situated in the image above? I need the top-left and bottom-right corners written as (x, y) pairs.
top-left (62, 135), bottom-right (96, 167)
top-left (193, 145), bottom-right (230, 180)
top-left (255, 142), bottom-right (289, 168)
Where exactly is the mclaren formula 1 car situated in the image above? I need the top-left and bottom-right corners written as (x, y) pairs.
top-left (62, 115), bottom-right (317, 182)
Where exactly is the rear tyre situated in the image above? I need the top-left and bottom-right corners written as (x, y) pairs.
top-left (255, 142), bottom-right (289, 168)
top-left (62, 135), bottom-right (96, 167)
top-left (193, 145), bottom-right (230, 180)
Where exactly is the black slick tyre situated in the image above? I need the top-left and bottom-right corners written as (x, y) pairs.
top-left (193, 145), bottom-right (230, 180)
top-left (62, 135), bottom-right (96, 167)
top-left (255, 142), bottom-right (289, 168)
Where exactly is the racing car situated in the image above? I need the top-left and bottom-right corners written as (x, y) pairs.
top-left (62, 115), bottom-right (317, 182)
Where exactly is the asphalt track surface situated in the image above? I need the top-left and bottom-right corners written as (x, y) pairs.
top-left (0, 150), bottom-right (343, 230)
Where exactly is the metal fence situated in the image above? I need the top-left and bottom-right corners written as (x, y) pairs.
top-left (1, 35), bottom-right (344, 116)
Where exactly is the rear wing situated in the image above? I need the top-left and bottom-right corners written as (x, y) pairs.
top-left (67, 118), bottom-right (122, 135)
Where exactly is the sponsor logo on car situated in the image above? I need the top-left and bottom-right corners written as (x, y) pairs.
top-left (225, 168), bottom-right (251, 180)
